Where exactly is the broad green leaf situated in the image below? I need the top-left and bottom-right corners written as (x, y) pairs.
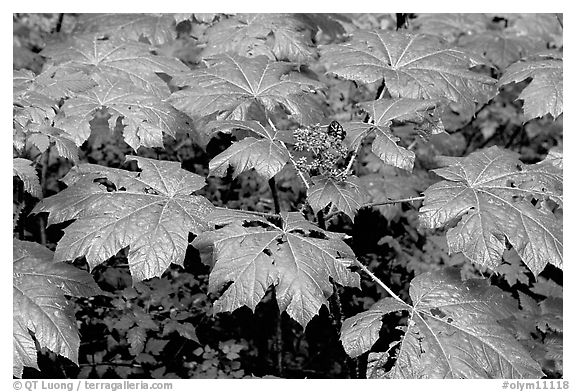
top-left (419, 146), bottom-right (562, 275)
top-left (320, 30), bottom-right (497, 119)
top-left (31, 156), bottom-right (213, 282)
top-left (13, 158), bottom-right (42, 198)
top-left (341, 298), bottom-right (410, 358)
top-left (356, 268), bottom-right (544, 378)
top-left (200, 14), bottom-right (316, 63)
top-left (207, 120), bottom-right (290, 180)
top-left (41, 34), bottom-right (189, 98)
top-left (13, 240), bottom-right (102, 377)
top-left (15, 66), bottom-right (97, 100)
top-left (307, 176), bottom-right (369, 219)
top-left (169, 54), bottom-right (325, 125)
top-left (345, 98), bottom-right (442, 171)
top-left (192, 211), bottom-right (360, 327)
top-left (505, 14), bottom-right (563, 46)
top-left (459, 31), bottom-right (543, 70)
top-left (498, 58), bottom-right (563, 120)
top-left (412, 13), bottom-right (490, 42)
top-left (74, 14), bottom-right (177, 46)
top-left (55, 75), bottom-right (193, 150)
top-left (294, 14), bottom-right (350, 41)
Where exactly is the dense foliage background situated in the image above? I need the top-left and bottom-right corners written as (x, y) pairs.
top-left (13, 13), bottom-right (562, 379)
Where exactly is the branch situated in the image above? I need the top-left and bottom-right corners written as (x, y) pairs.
top-left (353, 259), bottom-right (405, 304)
top-left (324, 196), bottom-right (425, 221)
top-left (267, 118), bottom-right (310, 189)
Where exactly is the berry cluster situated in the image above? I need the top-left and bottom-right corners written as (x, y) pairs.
top-left (293, 121), bottom-right (349, 182)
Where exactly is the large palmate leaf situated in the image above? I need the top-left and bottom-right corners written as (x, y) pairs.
top-left (342, 268), bottom-right (544, 378)
top-left (344, 98), bottom-right (442, 172)
top-left (192, 211), bottom-right (360, 327)
top-left (307, 175), bottom-right (369, 219)
top-left (169, 54), bottom-right (324, 125)
top-left (74, 14), bottom-right (177, 46)
top-left (200, 14), bottom-right (316, 63)
top-left (13, 239), bottom-right (103, 377)
top-left (206, 120), bottom-right (290, 180)
top-left (497, 57), bottom-right (563, 120)
top-left (320, 30), bottom-right (497, 118)
top-left (41, 34), bottom-right (189, 98)
top-left (31, 156), bottom-right (213, 282)
top-left (55, 75), bottom-right (193, 150)
top-left (419, 146), bottom-right (562, 275)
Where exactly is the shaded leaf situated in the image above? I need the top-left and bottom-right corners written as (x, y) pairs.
top-left (127, 326), bottom-right (147, 356)
top-left (498, 58), bottom-right (563, 120)
top-left (200, 14), bottom-right (316, 63)
top-left (307, 175), bottom-right (369, 219)
top-left (341, 298), bottom-right (410, 358)
top-left (294, 14), bottom-right (350, 41)
top-left (459, 31), bottom-right (543, 70)
top-left (31, 156), bottom-right (213, 282)
top-left (320, 30), bottom-right (496, 119)
top-left (41, 34), bottom-right (189, 98)
top-left (169, 54), bottom-right (324, 125)
top-left (75, 14), bottom-right (177, 46)
top-left (412, 13), bottom-right (490, 42)
top-left (346, 98), bottom-right (441, 171)
top-left (419, 146), bottom-right (562, 275)
top-left (207, 120), bottom-right (290, 180)
top-left (13, 158), bottom-right (42, 198)
top-left (55, 75), bottom-right (193, 150)
top-left (362, 268), bottom-right (543, 378)
top-left (192, 212), bottom-right (360, 326)
top-left (13, 240), bottom-right (102, 377)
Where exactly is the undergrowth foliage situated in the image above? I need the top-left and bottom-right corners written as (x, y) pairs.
top-left (13, 13), bottom-right (563, 379)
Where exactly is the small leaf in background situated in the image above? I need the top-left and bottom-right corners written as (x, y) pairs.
top-left (13, 158), bottom-right (42, 198)
top-left (200, 14), bottom-right (316, 63)
top-left (347, 268), bottom-right (544, 378)
top-left (169, 54), bottom-right (325, 125)
top-left (74, 14), bottom-right (178, 46)
top-left (31, 156), bottom-right (213, 282)
top-left (419, 146), bottom-right (562, 275)
top-left (13, 240), bottom-right (103, 378)
top-left (41, 34), bottom-right (189, 98)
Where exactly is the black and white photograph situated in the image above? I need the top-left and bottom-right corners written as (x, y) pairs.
top-left (12, 11), bottom-right (563, 383)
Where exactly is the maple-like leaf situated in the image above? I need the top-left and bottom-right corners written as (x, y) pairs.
top-left (345, 268), bottom-right (544, 378)
top-left (74, 14), bottom-right (177, 46)
top-left (169, 54), bottom-right (325, 125)
top-left (307, 176), bottom-right (369, 219)
top-left (55, 75), bottom-right (193, 150)
top-left (31, 156), bottom-right (213, 282)
top-left (341, 298), bottom-right (410, 358)
top-left (41, 34), bottom-right (190, 98)
top-left (459, 31), bottom-right (544, 70)
top-left (344, 98), bottom-right (442, 172)
top-left (13, 239), bottom-right (103, 377)
top-left (15, 66), bottom-right (97, 101)
top-left (419, 146), bottom-right (562, 275)
top-left (497, 58), bottom-right (563, 120)
top-left (206, 120), bottom-right (290, 180)
top-left (192, 211), bottom-right (360, 326)
top-left (200, 14), bottom-right (316, 63)
top-left (412, 13), bottom-right (490, 42)
top-left (320, 30), bottom-right (497, 119)
top-left (13, 158), bottom-right (42, 198)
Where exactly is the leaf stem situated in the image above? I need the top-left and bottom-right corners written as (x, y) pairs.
top-left (267, 118), bottom-right (310, 189)
top-left (268, 177), bottom-right (281, 214)
top-left (353, 259), bottom-right (405, 304)
top-left (324, 196), bottom-right (425, 221)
